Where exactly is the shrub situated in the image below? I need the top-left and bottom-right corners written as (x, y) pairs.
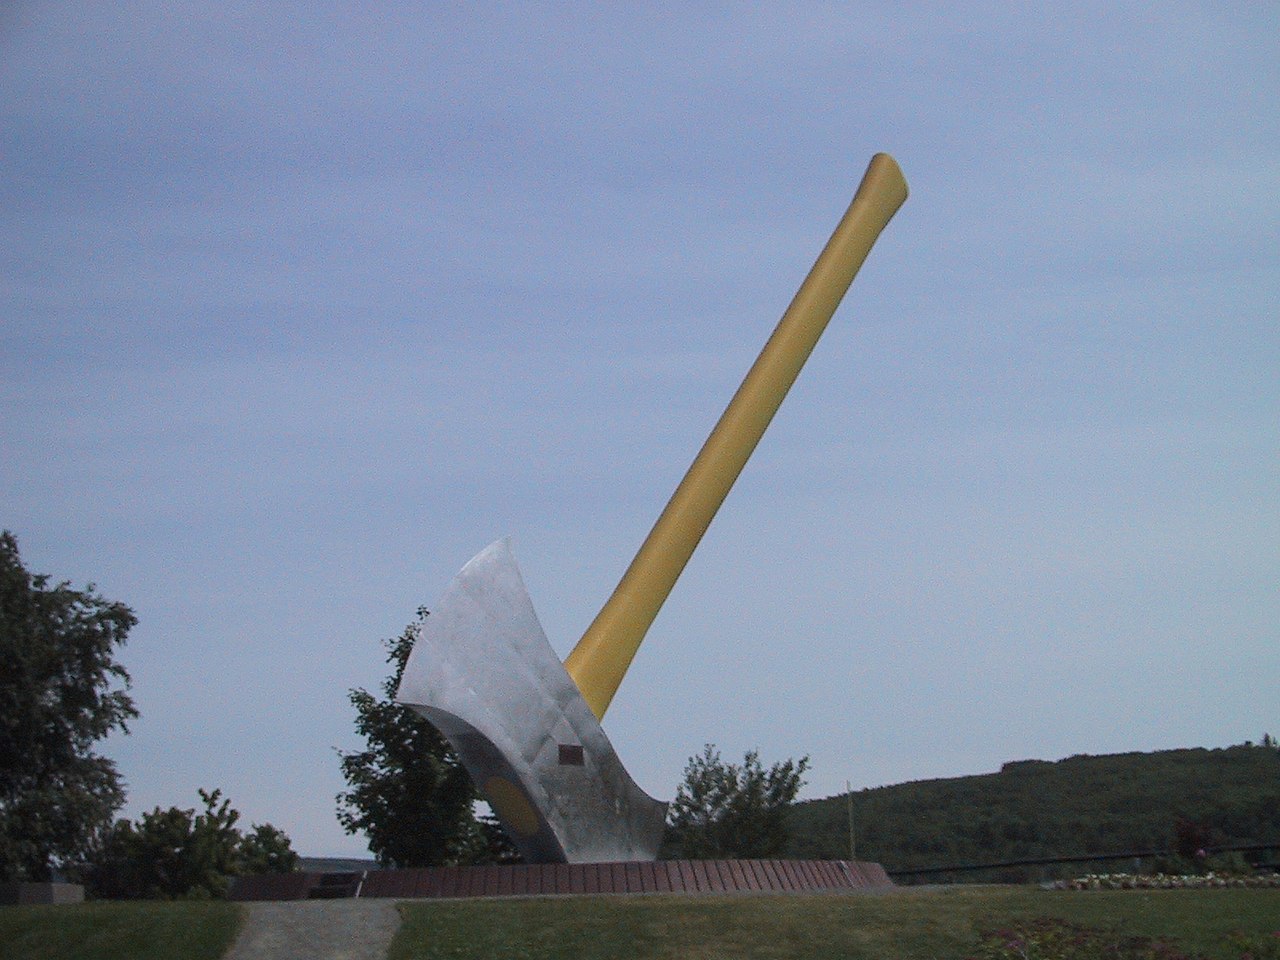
top-left (87, 788), bottom-right (296, 899)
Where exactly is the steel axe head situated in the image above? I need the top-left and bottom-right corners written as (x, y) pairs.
top-left (395, 538), bottom-right (667, 864)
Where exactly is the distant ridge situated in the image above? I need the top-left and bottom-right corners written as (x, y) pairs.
top-left (299, 856), bottom-right (378, 873)
top-left (785, 742), bottom-right (1280, 878)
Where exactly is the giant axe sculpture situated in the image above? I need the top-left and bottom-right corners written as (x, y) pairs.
top-left (397, 153), bottom-right (909, 863)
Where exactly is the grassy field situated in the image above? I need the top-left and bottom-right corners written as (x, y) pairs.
top-left (1, 887), bottom-right (1276, 960)
top-left (389, 887), bottom-right (1280, 960)
top-left (0, 900), bottom-right (242, 960)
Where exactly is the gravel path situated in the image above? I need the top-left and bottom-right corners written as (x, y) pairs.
top-left (225, 900), bottom-right (402, 960)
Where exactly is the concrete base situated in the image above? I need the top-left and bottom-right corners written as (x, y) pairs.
top-left (0, 882), bottom-right (85, 905)
top-left (229, 860), bottom-right (893, 901)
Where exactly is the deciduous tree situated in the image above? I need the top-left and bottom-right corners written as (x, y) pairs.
top-left (239, 823), bottom-right (300, 876)
top-left (0, 531), bottom-right (138, 881)
top-left (665, 743), bottom-right (809, 858)
top-left (336, 611), bottom-right (507, 866)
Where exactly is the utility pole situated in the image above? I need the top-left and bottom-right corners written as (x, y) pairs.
top-left (846, 780), bottom-right (856, 861)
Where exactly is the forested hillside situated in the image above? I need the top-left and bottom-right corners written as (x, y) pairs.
top-left (786, 743), bottom-right (1280, 879)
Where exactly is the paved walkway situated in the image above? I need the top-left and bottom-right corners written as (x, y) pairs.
top-left (225, 899), bottom-right (402, 960)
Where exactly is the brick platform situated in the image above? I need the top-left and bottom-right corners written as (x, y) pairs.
top-left (229, 860), bottom-right (891, 902)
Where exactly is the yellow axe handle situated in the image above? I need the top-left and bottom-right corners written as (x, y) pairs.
top-left (564, 153), bottom-right (909, 720)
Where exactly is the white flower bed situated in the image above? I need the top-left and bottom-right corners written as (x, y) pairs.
top-left (1056, 871), bottom-right (1280, 890)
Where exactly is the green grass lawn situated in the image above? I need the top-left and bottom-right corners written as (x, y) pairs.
top-left (1, 887), bottom-right (1275, 960)
top-left (388, 887), bottom-right (1280, 960)
top-left (0, 900), bottom-right (243, 960)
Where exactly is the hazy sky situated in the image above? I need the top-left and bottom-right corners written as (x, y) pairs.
top-left (3, 3), bottom-right (1276, 857)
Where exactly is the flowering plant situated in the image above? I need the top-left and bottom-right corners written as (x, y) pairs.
top-left (1055, 872), bottom-right (1280, 891)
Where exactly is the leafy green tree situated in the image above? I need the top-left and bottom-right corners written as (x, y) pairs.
top-left (239, 823), bottom-right (300, 875)
top-left (88, 788), bottom-right (297, 899)
top-left (336, 611), bottom-right (508, 866)
top-left (665, 743), bottom-right (810, 858)
top-left (0, 531), bottom-right (138, 881)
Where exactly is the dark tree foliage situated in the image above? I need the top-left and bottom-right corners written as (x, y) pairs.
top-left (0, 531), bottom-right (138, 881)
top-left (665, 744), bottom-right (810, 858)
top-left (336, 611), bottom-right (508, 866)
top-left (239, 823), bottom-right (301, 876)
top-left (88, 788), bottom-right (298, 900)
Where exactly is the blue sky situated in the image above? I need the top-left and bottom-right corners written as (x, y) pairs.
top-left (3, 3), bottom-right (1276, 857)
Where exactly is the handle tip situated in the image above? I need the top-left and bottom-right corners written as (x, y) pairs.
top-left (857, 153), bottom-right (909, 213)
